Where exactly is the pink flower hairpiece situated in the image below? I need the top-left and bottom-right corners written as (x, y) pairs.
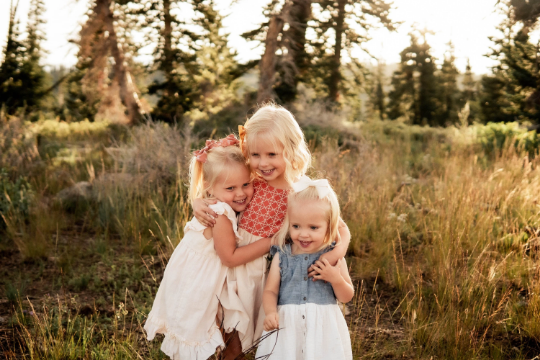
top-left (193, 134), bottom-right (240, 163)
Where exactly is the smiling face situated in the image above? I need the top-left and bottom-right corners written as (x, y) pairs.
top-left (248, 135), bottom-right (288, 189)
top-left (210, 162), bottom-right (254, 212)
top-left (288, 199), bottom-right (329, 254)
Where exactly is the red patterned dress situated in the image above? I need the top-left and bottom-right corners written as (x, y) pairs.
top-left (219, 179), bottom-right (289, 350)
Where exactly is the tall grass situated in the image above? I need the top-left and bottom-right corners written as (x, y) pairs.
top-left (2, 113), bottom-right (540, 358)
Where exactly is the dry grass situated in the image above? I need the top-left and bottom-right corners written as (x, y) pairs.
top-left (1, 112), bottom-right (540, 359)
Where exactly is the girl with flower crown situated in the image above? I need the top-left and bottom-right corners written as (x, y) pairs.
top-left (144, 135), bottom-right (272, 360)
top-left (193, 105), bottom-right (351, 359)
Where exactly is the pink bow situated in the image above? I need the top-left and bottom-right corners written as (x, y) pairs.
top-left (194, 134), bottom-right (240, 163)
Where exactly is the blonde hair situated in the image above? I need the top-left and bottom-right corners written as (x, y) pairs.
top-left (188, 143), bottom-right (248, 205)
top-left (273, 182), bottom-right (341, 251)
top-left (243, 104), bottom-right (311, 184)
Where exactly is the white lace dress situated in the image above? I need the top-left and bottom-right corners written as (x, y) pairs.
top-left (144, 202), bottom-right (240, 360)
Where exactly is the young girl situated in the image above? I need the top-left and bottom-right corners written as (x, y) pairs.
top-left (193, 105), bottom-right (351, 355)
top-left (144, 135), bottom-right (272, 360)
top-left (256, 177), bottom-right (354, 360)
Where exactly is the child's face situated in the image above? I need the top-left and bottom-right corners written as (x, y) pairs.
top-left (248, 136), bottom-right (287, 187)
top-left (211, 162), bottom-right (254, 212)
top-left (288, 199), bottom-right (329, 254)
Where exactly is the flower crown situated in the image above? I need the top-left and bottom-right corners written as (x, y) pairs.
top-left (193, 134), bottom-right (240, 163)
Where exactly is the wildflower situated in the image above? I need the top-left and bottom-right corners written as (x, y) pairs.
top-left (397, 214), bottom-right (408, 223)
top-left (387, 212), bottom-right (397, 220)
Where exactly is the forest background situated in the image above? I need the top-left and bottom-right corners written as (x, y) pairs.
top-left (3, 0), bottom-right (540, 359)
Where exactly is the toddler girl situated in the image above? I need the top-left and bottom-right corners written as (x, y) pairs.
top-left (194, 105), bottom-right (351, 355)
top-left (256, 176), bottom-right (354, 360)
top-left (144, 135), bottom-right (271, 360)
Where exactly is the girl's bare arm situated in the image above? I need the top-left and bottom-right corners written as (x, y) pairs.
top-left (262, 254), bottom-right (281, 331)
top-left (213, 215), bottom-right (271, 267)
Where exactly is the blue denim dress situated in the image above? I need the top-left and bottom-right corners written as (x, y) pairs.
top-left (255, 244), bottom-right (353, 360)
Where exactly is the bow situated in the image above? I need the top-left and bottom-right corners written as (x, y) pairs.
top-left (291, 175), bottom-right (331, 199)
top-left (193, 134), bottom-right (240, 163)
top-left (238, 125), bottom-right (246, 153)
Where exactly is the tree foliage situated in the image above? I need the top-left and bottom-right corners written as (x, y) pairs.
top-left (0, 0), bottom-right (47, 116)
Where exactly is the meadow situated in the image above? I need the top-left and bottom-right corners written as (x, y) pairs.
top-left (1, 106), bottom-right (540, 359)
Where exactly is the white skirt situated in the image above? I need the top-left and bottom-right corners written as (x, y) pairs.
top-left (144, 202), bottom-right (241, 360)
top-left (255, 304), bottom-right (353, 360)
top-left (219, 228), bottom-right (268, 351)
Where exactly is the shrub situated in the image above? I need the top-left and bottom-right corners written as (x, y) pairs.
top-left (476, 122), bottom-right (540, 157)
top-left (0, 168), bottom-right (35, 231)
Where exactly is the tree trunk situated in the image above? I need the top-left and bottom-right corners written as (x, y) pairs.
top-left (163, 0), bottom-right (173, 89)
top-left (287, 0), bottom-right (311, 82)
top-left (328, 0), bottom-right (346, 103)
top-left (257, 3), bottom-right (290, 104)
top-left (103, 0), bottom-right (143, 124)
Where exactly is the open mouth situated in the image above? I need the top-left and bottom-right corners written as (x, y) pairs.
top-left (299, 240), bottom-right (312, 248)
top-left (233, 198), bottom-right (247, 205)
top-left (259, 169), bottom-right (275, 176)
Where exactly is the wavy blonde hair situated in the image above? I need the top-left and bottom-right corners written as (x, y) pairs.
top-left (188, 143), bottom-right (248, 205)
top-left (242, 104), bottom-right (311, 184)
top-left (273, 183), bottom-right (341, 251)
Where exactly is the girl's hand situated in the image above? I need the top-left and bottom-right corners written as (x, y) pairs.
top-left (307, 252), bottom-right (334, 280)
top-left (310, 258), bottom-right (344, 284)
top-left (193, 198), bottom-right (218, 227)
top-left (263, 312), bottom-right (279, 331)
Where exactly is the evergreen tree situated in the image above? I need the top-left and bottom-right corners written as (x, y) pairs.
top-left (66, 0), bottom-right (144, 123)
top-left (461, 59), bottom-right (480, 123)
top-left (188, 0), bottom-right (243, 118)
top-left (140, 0), bottom-right (201, 123)
top-left (22, 0), bottom-right (47, 113)
top-left (387, 31), bottom-right (439, 125)
top-left (437, 43), bottom-right (460, 125)
top-left (481, 0), bottom-right (540, 124)
top-left (307, 0), bottom-right (396, 103)
top-left (367, 60), bottom-right (386, 120)
top-left (0, 0), bottom-right (47, 115)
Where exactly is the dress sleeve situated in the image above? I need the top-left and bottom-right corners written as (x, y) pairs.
top-left (209, 202), bottom-right (241, 238)
top-left (183, 201), bottom-right (240, 238)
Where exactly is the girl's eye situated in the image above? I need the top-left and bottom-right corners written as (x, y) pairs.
top-left (269, 153), bottom-right (276, 157)
top-left (250, 153), bottom-right (259, 157)
top-left (310, 226), bottom-right (318, 230)
top-left (292, 225), bottom-right (299, 229)
top-left (243, 183), bottom-right (251, 187)
top-left (226, 187), bottom-right (234, 191)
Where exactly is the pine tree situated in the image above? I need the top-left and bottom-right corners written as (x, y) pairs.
top-left (0, 2), bottom-right (28, 115)
top-left (66, 0), bottom-right (144, 123)
top-left (188, 0), bottom-right (243, 118)
top-left (367, 60), bottom-right (386, 120)
top-left (138, 0), bottom-right (201, 123)
top-left (437, 42), bottom-right (460, 125)
top-left (461, 59), bottom-right (480, 123)
top-left (481, 0), bottom-right (540, 124)
top-left (387, 31), bottom-right (439, 125)
top-left (307, 0), bottom-right (396, 104)
top-left (22, 0), bottom-right (47, 113)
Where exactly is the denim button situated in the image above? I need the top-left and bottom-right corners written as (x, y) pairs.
top-left (302, 315), bottom-right (305, 319)
top-left (303, 297), bottom-right (306, 300)
top-left (304, 256), bottom-right (308, 260)
top-left (304, 276), bottom-right (307, 281)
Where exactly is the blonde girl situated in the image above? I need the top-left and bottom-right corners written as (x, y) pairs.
top-left (193, 104), bottom-right (351, 356)
top-left (256, 177), bottom-right (354, 360)
top-left (144, 135), bottom-right (271, 360)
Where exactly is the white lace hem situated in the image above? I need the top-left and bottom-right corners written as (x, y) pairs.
top-left (145, 314), bottom-right (224, 360)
